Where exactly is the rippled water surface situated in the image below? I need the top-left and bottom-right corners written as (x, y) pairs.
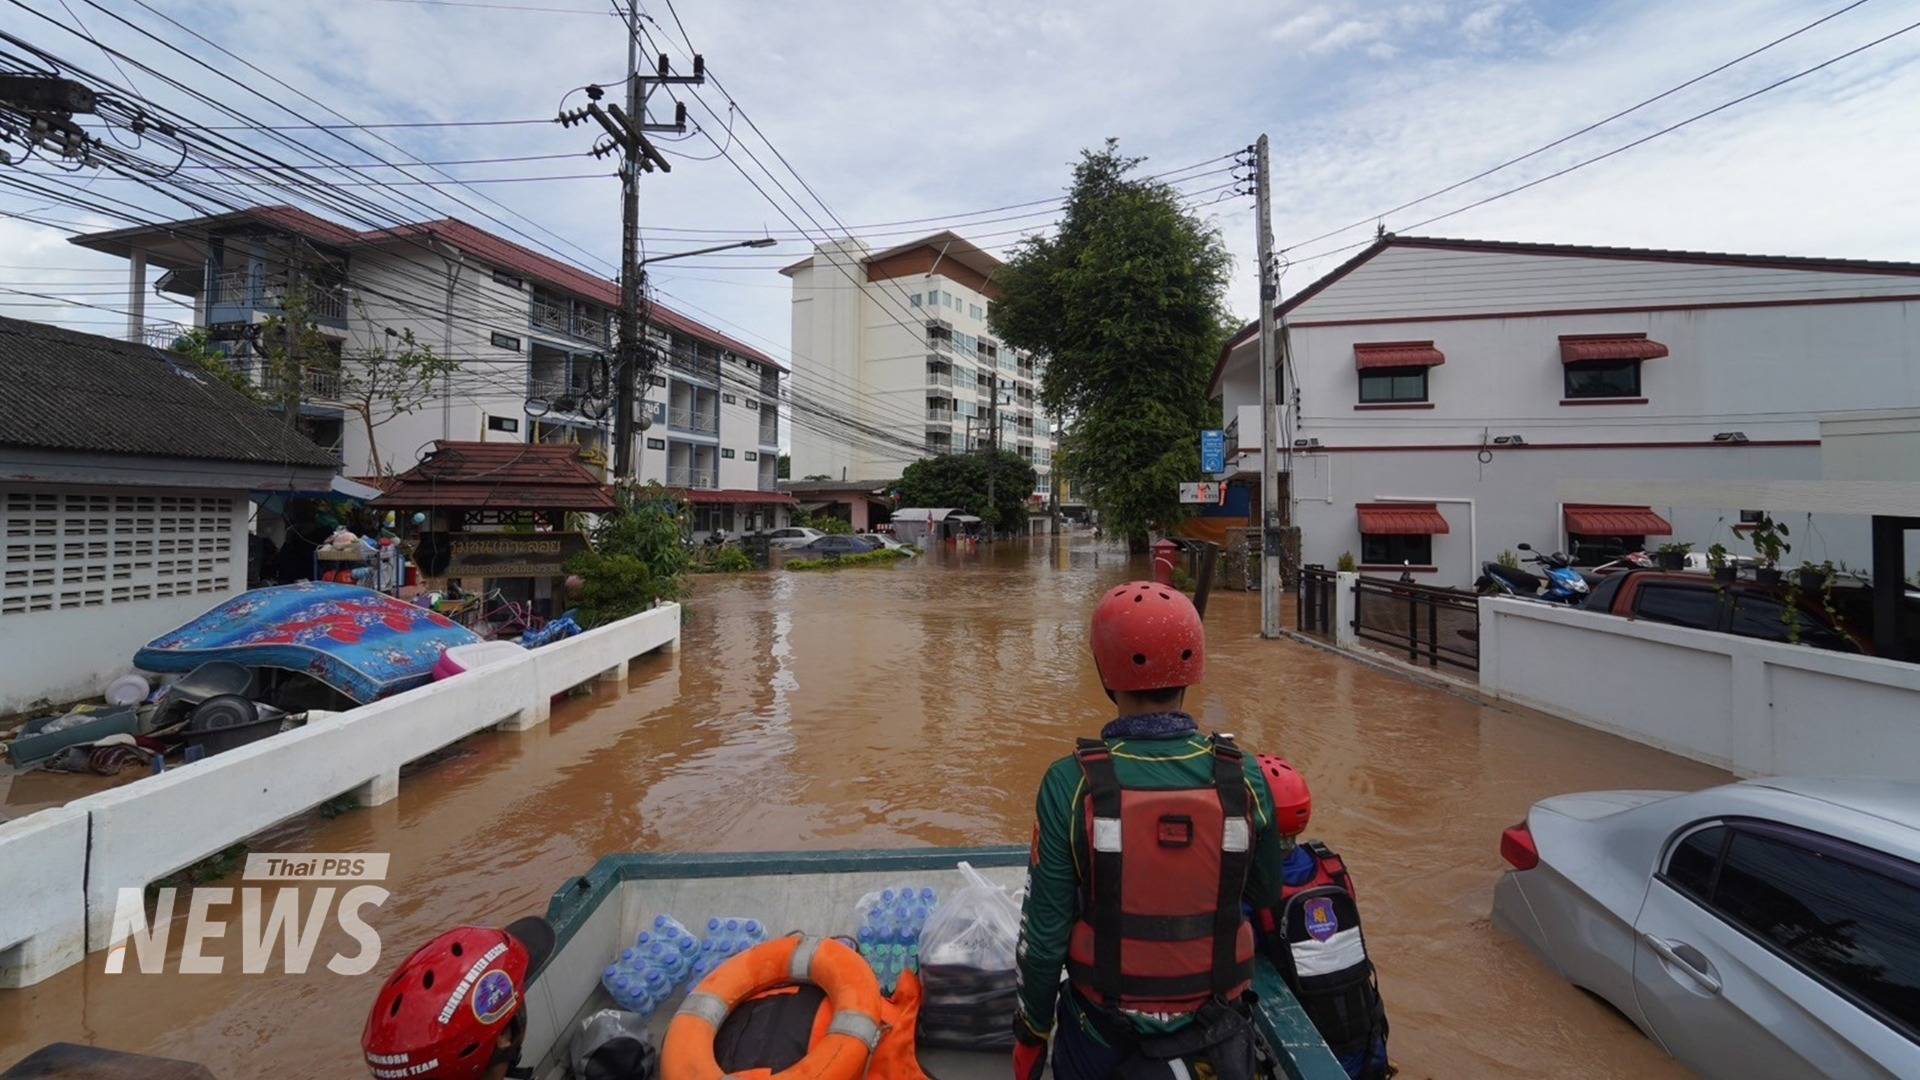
top-left (0, 539), bottom-right (1727, 1077)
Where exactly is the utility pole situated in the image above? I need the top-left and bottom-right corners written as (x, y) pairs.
top-left (986, 371), bottom-right (999, 537)
top-left (564, 5), bottom-right (697, 479)
top-left (282, 238), bottom-right (304, 429)
top-left (1254, 134), bottom-right (1281, 639)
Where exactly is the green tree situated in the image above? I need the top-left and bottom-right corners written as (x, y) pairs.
top-left (990, 140), bottom-right (1233, 551)
top-left (322, 326), bottom-right (460, 477)
top-left (777, 453), bottom-right (791, 480)
top-left (895, 450), bottom-right (1037, 533)
top-left (593, 481), bottom-right (691, 585)
top-left (168, 328), bottom-right (266, 404)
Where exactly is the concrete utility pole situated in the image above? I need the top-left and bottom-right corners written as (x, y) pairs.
top-left (986, 371), bottom-right (999, 536)
top-left (1254, 134), bottom-right (1282, 639)
top-left (613, 0), bottom-right (642, 478)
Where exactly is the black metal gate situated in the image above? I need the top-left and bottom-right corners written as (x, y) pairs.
top-left (1296, 564), bottom-right (1336, 638)
top-left (1351, 575), bottom-right (1479, 671)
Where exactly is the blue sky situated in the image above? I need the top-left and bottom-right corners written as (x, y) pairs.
top-left (2, 0), bottom-right (1916, 363)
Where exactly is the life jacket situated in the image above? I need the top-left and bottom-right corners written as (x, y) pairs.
top-left (1066, 733), bottom-right (1257, 1015)
top-left (1254, 841), bottom-right (1391, 1080)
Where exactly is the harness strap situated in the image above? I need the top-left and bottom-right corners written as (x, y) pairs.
top-left (1074, 738), bottom-right (1125, 1001)
top-left (1210, 734), bottom-right (1252, 998)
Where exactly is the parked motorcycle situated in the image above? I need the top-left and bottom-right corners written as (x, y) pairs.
top-left (1475, 543), bottom-right (1592, 605)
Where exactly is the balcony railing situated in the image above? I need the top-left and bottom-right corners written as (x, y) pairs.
top-left (141, 325), bottom-right (184, 349)
top-left (758, 418), bottom-right (778, 445)
top-left (532, 297), bottom-right (571, 336)
top-left (670, 352), bottom-right (721, 383)
top-left (927, 407), bottom-right (955, 423)
top-left (669, 406), bottom-right (718, 435)
top-left (926, 370), bottom-right (953, 387)
top-left (212, 271), bottom-right (346, 320)
top-left (260, 362), bottom-right (343, 401)
top-left (667, 466), bottom-right (717, 489)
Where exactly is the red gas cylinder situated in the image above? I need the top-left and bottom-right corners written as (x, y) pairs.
top-left (1152, 538), bottom-right (1180, 586)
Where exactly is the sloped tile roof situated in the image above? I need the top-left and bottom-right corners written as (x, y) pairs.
top-left (370, 440), bottom-right (615, 511)
top-left (0, 316), bottom-right (340, 468)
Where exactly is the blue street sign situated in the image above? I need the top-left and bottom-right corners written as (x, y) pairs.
top-left (1200, 429), bottom-right (1225, 474)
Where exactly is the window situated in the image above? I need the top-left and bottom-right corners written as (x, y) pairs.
top-left (1633, 584), bottom-right (1720, 630)
top-left (721, 448), bottom-right (735, 459)
top-left (970, 304), bottom-right (983, 319)
top-left (650, 375), bottom-right (667, 388)
top-left (1358, 366), bottom-right (1428, 404)
top-left (925, 290), bottom-right (937, 306)
top-left (1568, 533), bottom-right (1644, 566)
top-left (943, 291), bottom-right (954, 308)
top-left (1662, 825), bottom-right (1727, 900)
top-left (746, 398), bottom-right (760, 410)
top-left (1739, 509), bottom-right (1766, 526)
top-left (911, 294), bottom-right (922, 307)
top-left (1679, 826), bottom-right (1920, 1040)
top-left (492, 269), bottom-right (523, 289)
top-left (486, 415), bottom-right (519, 434)
top-left (1360, 534), bottom-right (1431, 566)
top-left (646, 437), bottom-right (666, 450)
top-left (1564, 361), bottom-right (1642, 399)
top-left (1729, 594), bottom-right (1855, 652)
top-left (489, 331), bottom-right (522, 352)
top-left (722, 393), bottom-right (736, 405)
top-left (745, 451), bottom-right (758, 462)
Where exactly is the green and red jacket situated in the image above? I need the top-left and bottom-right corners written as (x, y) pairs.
top-left (1013, 712), bottom-right (1291, 1040)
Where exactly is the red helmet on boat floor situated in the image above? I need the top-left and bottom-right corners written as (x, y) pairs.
top-left (1090, 581), bottom-right (1206, 692)
top-left (362, 917), bottom-right (553, 1080)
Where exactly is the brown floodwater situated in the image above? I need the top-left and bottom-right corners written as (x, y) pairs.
top-left (0, 538), bottom-right (1729, 1078)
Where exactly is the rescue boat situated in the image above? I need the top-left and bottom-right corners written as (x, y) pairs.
top-left (519, 846), bottom-right (1348, 1080)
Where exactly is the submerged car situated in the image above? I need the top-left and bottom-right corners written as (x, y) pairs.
top-left (763, 526), bottom-right (825, 550)
top-left (857, 533), bottom-right (914, 554)
top-left (1492, 778), bottom-right (1920, 1079)
top-left (792, 534), bottom-right (880, 556)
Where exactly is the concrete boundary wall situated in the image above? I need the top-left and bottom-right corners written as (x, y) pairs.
top-left (0, 602), bottom-right (679, 987)
top-left (1478, 597), bottom-right (1920, 777)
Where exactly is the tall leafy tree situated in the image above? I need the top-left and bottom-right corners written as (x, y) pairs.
top-left (895, 450), bottom-right (1036, 533)
top-left (991, 141), bottom-right (1234, 550)
top-left (323, 325), bottom-right (460, 477)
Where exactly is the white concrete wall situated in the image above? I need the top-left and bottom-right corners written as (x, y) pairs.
top-left (0, 484), bottom-right (249, 714)
top-left (1478, 597), bottom-right (1920, 777)
top-left (0, 603), bottom-right (679, 986)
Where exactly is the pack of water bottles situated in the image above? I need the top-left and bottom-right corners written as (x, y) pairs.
top-left (851, 885), bottom-right (937, 994)
top-left (601, 913), bottom-right (768, 1018)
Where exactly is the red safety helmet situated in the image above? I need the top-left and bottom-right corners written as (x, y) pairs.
top-left (1255, 754), bottom-right (1312, 836)
top-left (362, 917), bottom-right (553, 1080)
top-left (1090, 581), bottom-right (1205, 692)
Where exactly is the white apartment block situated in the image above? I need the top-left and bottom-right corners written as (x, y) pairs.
top-left (73, 207), bottom-right (790, 534)
top-left (782, 232), bottom-right (1054, 501)
top-left (1212, 234), bottom-right (1920, 586)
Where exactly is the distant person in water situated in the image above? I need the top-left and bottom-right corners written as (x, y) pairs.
top-left (1012, 582), bottom-right (1293, 1080)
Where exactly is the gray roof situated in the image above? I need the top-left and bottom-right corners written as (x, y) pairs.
top-left (0, 316), bottom-right (340, 469)
top-left (779, 478), bottom-right (898, 494)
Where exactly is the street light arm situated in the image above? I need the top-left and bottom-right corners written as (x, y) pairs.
top-left (637, 237), bottom-right (776, 266)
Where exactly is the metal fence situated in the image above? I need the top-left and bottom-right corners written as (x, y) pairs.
top-left (1351, 575), bottom-right (1480, 671)
top-left (1296, 564), bottom-right (1337, 638)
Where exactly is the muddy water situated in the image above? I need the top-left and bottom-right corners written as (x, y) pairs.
top-left (0, 539), bottom-right (1728, 1078)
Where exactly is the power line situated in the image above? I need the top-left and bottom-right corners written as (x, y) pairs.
top-left (1281, 0), bottom-right (1879, 255)
top-left (363, 0), bottom-right (612, 12)
top-left (1287, 14), bottom-right (1920, 265)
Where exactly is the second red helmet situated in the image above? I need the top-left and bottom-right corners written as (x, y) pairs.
top-left (1090, 581), bottom-right (1205, 693)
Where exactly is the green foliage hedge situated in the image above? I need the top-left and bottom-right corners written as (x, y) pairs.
top-left (786, 548), bottom-right (912, 571)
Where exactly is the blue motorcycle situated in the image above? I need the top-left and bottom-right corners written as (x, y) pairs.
top-left (1475, 543), bottom-right (1592, 605)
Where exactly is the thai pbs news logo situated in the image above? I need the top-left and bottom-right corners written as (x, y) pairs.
top-left (106, 853), bottom-right (391, 975)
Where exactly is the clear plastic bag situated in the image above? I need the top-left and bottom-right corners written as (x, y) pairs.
top-left (568, 1008), bottom-right (657, 1080)
top-left (920, 861), bottom-right (1019, 969)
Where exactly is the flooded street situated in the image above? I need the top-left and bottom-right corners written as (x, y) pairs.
top-left (0, 538), bottom-right (1727, 1078)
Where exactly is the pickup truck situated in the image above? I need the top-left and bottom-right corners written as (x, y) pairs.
top-left (1584, 570), bottom-right (1871, 654)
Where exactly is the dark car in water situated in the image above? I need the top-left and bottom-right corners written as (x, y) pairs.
top-left (1584, 570), bottom-right (1871, 654)
top-left (793, 534), bottom-right (881, 556)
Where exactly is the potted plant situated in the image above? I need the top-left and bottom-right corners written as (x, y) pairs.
top-left (1707, 543), bottom-right (1735, 583)
top-left (1655, 541), bottom-right (1692, 572)
top-left (1496, 549), bottom-right (1520, 570)
top-left (1336, 551), bottom-right (1357, 573)
top-left (1746, 515), bottom-right (1789, 585)
top-left (1797, 560), bottom-right (1832, 596)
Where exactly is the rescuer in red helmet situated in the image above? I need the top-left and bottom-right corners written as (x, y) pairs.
top-left (1011, 581), bottom-right (1298, 1080)
top-left (362, 916), bottom-right (554, 1080)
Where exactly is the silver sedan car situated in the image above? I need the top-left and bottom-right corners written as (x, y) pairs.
top-left (1492, 778), bottom-right (1920, 1079)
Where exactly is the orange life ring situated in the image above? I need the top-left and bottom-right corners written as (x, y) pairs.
top-left (662, 935), bottom-right (883, 1080)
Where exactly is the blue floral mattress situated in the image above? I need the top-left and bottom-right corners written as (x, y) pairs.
top-left (135, 582), bottom-right (482, 704)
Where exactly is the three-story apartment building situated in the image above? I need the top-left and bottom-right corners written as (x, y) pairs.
top-left (72, 206), bottom-right (792, 534)
top-left (1211, 234), bottom-right (1920, 585)
top-left (782, 232), bottom-right (1054, 505)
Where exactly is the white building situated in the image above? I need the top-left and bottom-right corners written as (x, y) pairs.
top-left (71, 207), bottom-right (791, 535)
top-left (0, 317), bottom-right (338, 713)
top-left (1211, 235), bottom-right (1920, 587)
top-left (781, 232), bottom-right (1054, 505)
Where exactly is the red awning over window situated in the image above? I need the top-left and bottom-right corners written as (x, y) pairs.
top-left (1354, 341), bottom-right (1446, 370)
top-left (1356, 503), bottom-right (1450, 536)
top-left (1563, 504), bottom-right (1672, 536)
top-left (1559, 333), bottom-right (1669, 364)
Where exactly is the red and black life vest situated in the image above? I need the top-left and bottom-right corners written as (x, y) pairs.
top-left (1065, 734), bottom-right (1256, 1015)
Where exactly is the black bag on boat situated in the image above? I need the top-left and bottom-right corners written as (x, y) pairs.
top-left (714, 984), bottom-right (831, 1074)
top-left (1254, 841), bottom-right (1391, 1080)
top-left (916, 962), bottom-right (1018, 1049)
top-left (1096, 998), bottom-right (1264, 1080)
